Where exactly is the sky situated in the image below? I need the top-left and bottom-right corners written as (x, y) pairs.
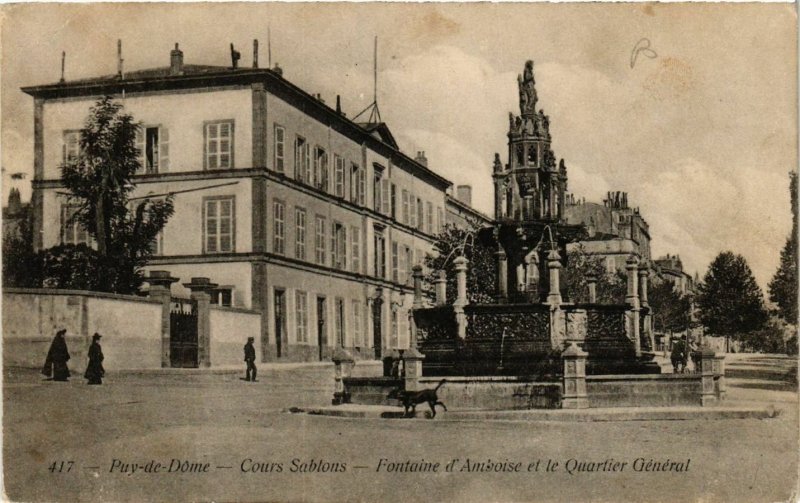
top-left (1, 3), bottom-right (796, 289)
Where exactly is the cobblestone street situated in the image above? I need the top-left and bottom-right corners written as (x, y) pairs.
top-left (3, 354), bottom-right (797, 503)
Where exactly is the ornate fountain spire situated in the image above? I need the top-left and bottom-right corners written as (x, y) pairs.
top-left (518, 60), bottom-right (538, 119)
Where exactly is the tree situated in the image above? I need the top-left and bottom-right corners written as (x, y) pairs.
top-left (59, 96), bottom-right (174, 293)
top-left (768, 171), bottom-right (797, 324)
top-left (2, 212), bottom-right (41, 288)
top-left (425, 224), bottom-right (495, 304)
top-left (564, 245), bottom-right (627, 304)
top-left (697, 251), bottom-right (768, 351)
top-left (648, 279), bottom-right (691, 333)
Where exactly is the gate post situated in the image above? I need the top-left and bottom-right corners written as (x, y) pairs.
top-left (147, 271), bottom-right (179, 368)
top-left (184, 277), bottom-right (218, 368)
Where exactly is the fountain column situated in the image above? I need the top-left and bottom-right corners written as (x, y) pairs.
top-left (625, 256), bottom-right (641, 357)
top-left (546, 249), bottom-right (562, 306)
top-left (433, 270), bottom-right (447, 306)
top-left (639, 264), bottom-right (654, 351)
top-left (453, 256), bottom-right (469, 340)
top-left (495, 247), bottom-right (508, 303)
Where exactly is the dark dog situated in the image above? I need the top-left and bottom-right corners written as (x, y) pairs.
top-left (388, 379), bottom-right (447, 418)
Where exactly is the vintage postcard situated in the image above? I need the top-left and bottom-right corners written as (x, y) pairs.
top-left (1, 3), bottom-right (798, 502)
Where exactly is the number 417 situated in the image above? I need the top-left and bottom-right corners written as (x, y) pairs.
top-left (48, 461), bottom-right (74, 473)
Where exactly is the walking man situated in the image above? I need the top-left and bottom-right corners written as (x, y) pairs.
top-left (244, 337), bottom-right (257, 382)
top-left (84, 333), bottom-right (105, 385)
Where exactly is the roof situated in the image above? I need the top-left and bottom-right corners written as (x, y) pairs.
top-left (22, 65), bottom-right (452, 190)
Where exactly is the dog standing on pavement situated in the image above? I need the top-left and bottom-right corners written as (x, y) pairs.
top-left (388, 379), bottom-right (447, 418)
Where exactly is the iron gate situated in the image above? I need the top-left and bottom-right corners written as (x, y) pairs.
top-left (170, 297), bottom-right (198, 368)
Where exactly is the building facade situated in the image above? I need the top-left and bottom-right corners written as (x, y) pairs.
top-left (23, 44), bottom-right (454, 363)
top-left (564, 191), bottom-right (652, 273)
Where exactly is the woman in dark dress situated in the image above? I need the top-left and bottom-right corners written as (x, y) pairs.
top-left (84, 333), bottom-right (105, 385)
top-left (42, 329), bottom-right (71, 381)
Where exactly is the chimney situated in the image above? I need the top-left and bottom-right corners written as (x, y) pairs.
top-left (273, 63), bottom-right (283, 77)
top-left (456, 185), bottom-right (473, 207)
top-left (170, 43), bottom-right (184, 76)
top-left (253, 39), bottom-right (259, 68)
top-left (414, 151), bottom-right (428, 167)
top-left (336, 95), bottom-right (342, 114)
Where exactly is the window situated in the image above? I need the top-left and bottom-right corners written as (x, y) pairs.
top-left (334, 155), bottom-right (345, 197)
top-left (398, 244), bottom-right (407, 286)
top-left (351, 163), bottom-right (365, 205)
top-left (60, 205), bottom-right (89, 245)
top-left (295, 136), bottom-right (310, 183)
top-left (417, 198), bottom-right (424, 231)
top-left (273, 200), bottom-right (285, 255)
top-left (409, 196), bottom-right (417, 228)
top-left (374, 226), bottom-right (386, 279)
top-left (204, 120), bottom-right (234, 170)
top-left (315, 215), bottom-right (326, 265)
top-left (402, 190), bottom-right (409, 224)
top-left (335, 297), bottom-right (345, 347)
top-left (210, 288), bottom-right (233, 307)
top-left (437, 207), bottom-right (444, 234)
top-left (62, 131), bottom-right (80, 163)
top-left (204, 197), bottom-right (235, 253)
top-left (426, 202), bottom-right (433, 234)
top-left (314, 147), bottom-right (328, 191)
top-left (404, 246), bottom-right (413, 285)
top-left (274, 125), bottom-right (285, 173)
top-left (391, 241), bottom-right (399, 283)
top-left (136, 126), bottom-right (169, 174)
top-left (351, 226), bottom-right (361, 274)
top-left (352, 300), bottom-right (363, 347)
top-left (373, 166), bottom-right (384, 212)
top-left (331, 222), bottom-right (347, 270)
top-left (295, 208), bottom-right (306, 260)
top-left (295, 291), bottom-right (308, 343)
top-left (391, 183), bottom-right (397, 219)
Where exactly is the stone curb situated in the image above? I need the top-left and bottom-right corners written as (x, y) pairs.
top-left (286, 405), bottom-right (780, 422)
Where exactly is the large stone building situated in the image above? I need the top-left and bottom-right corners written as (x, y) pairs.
top-left (22, 43), bottom-right (460, 363)
top-left (563, 191), bottom-right (652, 273)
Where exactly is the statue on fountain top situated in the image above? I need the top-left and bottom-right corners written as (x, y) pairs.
top-left (518, 60), bottom-right (537, 118)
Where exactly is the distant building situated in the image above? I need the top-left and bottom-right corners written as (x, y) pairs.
top-left (2, 188), bottom-right (31, 242)
top-left (653, 254), bottom-right (694, 294)
top-left (445, 184), bottom-right (492, 230)
top-left (563, 191), bottom-right (651, 273)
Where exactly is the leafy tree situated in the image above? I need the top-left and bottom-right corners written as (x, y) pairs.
top-left (59, 96), bottom-right (174, 293)
top-left (425, 224), bottom-right (495, 304)
top-left (697, 251), bottom-right (768, 351)
top-left (564, 245), bottom-right (627, 304)
top-left (648, 279), bottom-right (691, 333)
top-left (768, 171), bottom-right (797, 324)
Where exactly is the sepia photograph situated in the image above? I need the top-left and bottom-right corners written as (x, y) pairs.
top-left (1, 3), bottom-right (798, 502)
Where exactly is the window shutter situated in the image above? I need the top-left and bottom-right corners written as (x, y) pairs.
top-left (381, 179), bottom-right (389, 214)
top-left (159, 127), bottom-right (169, 172)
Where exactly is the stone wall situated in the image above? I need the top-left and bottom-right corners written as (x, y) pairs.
top-left (343, 376), bottom-right (562, 410)
top-left (209, 306), bottom-right (262, 367)
top-left (3, 289), bottom-right (162, 371)
top-left (586, 374), bottom-right (702, 408)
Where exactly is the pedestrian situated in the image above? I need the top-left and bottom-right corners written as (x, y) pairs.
top-left (244, 336), bottom-right (257, 382)
top-left (671, 335), bottom-right (686, 374)
top-left (84, 333), bottom-right (105, 385)
top-left (42, 329), bottom-right (71, 381)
